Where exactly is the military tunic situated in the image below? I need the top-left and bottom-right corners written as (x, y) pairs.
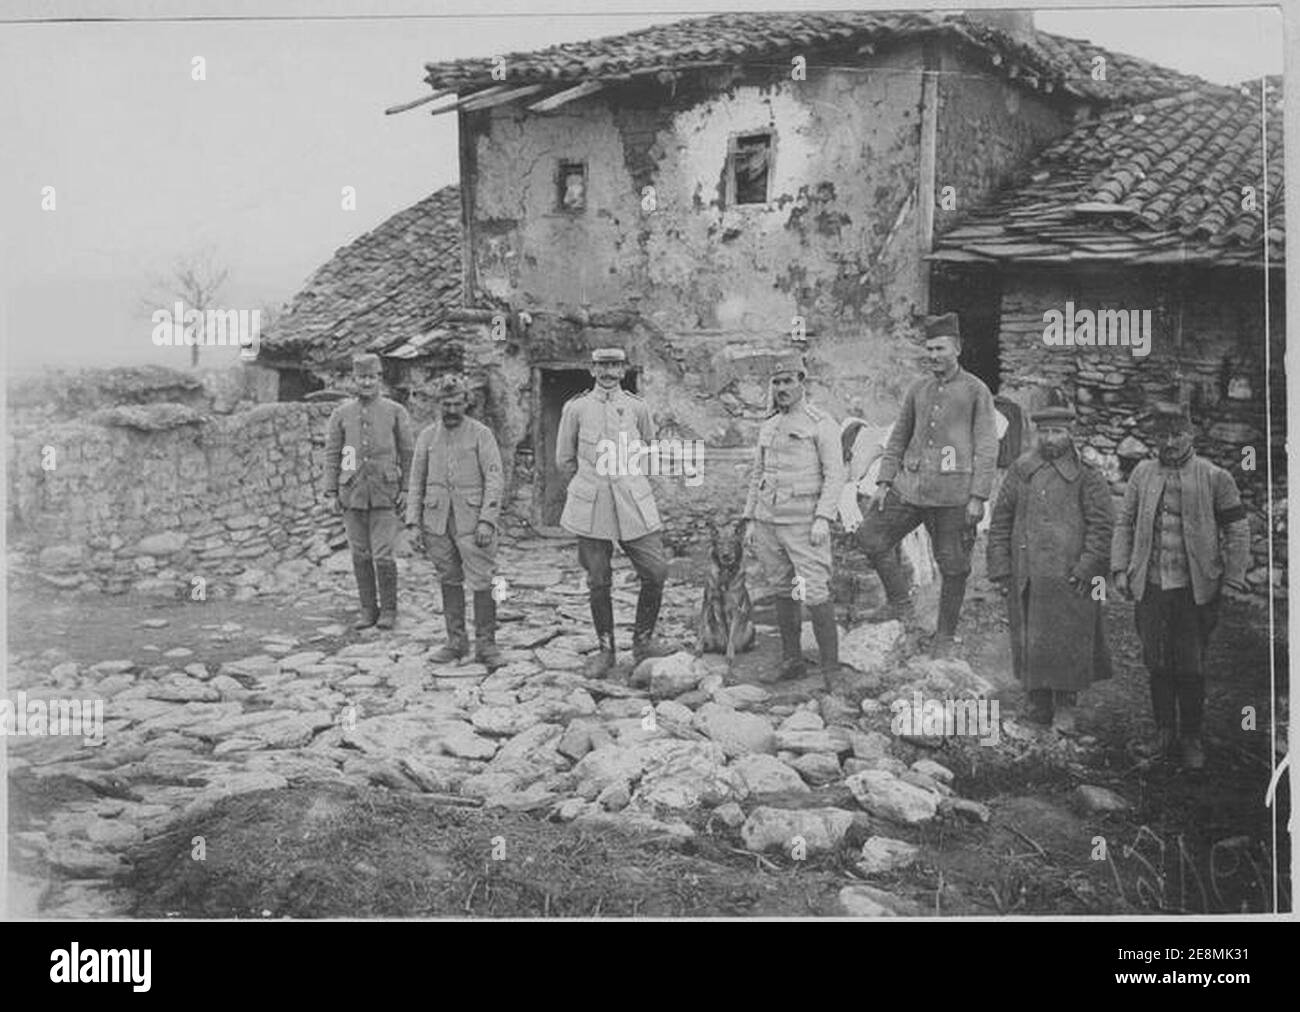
top-left (876, 367), bottom-right (999, 507)
top-left (743, 400), bottom-right (845, 606)
top-left (325, 395), bottom-right (414, 561)
top-left (556, 385), bottom-right (662, 542)
top-left (406, 417), bottom-right (503, 591)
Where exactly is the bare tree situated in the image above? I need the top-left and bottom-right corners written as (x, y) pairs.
top-left (141, 249), bottom-right (230, 368)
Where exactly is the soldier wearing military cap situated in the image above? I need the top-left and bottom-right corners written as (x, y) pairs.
top-left (1111, 400), bottom-right (1251, 770)
top-left (857, 312), bottom-right (999, 658)
top-left (741, 350), bottom-right (846, 687)
top-left (325, 353), bottom-right (415, 630)
top-left (405, 372), bottom-right (506, 669)
top-left (557, 347), bottom-right (676, 676)
top-left (988, 401), bottom-right (1114, 734)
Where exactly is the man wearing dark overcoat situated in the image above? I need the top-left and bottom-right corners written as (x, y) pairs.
top-left (987, 405), bottom-right (1114, 733)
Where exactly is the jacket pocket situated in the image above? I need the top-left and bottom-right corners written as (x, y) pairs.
top-left (632, 483), bottom-right (661, 529)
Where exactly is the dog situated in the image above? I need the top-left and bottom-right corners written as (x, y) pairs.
top-left (694, 520), bottom-right (757, 669)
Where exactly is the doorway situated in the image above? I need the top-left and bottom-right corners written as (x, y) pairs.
top-left (534, 365), bottom-right (639, 529)
top-left (929, 263), bottom-right (1003, 393)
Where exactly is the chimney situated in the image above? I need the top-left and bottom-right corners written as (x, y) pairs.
top-left (966, 9), bottom-right (1036, 44)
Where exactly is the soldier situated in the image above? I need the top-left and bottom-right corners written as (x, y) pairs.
top-left (324, 353), bottom-right (414, 630)
top-left (741, 351), bottom-right (846, 686)
top-left (857, 312), bottom-right (999, 658)
top-left (1111, 401), bottom-right (1251, 770)
top-left (405, 373), bottom-right (505, 670)
top-left (557, 347), bottom-right (676, 677)
top-left (987, 404), bottom-right (1114, 734)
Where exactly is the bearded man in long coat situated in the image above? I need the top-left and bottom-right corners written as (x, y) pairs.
top-left (987, 405), bottom-right (1114, 733)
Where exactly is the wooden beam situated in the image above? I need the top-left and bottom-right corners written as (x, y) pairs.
top-left (428, 85), bottom-right (508, 117)
top-left (385, 88), bottom-right (456, 115)
top-left (461, 83), bottom-right (547, 111)
top-left (527, 80), bottom-right (605, 113)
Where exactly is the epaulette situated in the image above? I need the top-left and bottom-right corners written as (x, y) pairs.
top-left (801, 402), bottom-right (830, 422)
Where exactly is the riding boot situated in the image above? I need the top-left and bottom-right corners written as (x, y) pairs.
top-left (584, 589), bottom-right (616, 679)
top-left (472, 589), bottom-right (504, 671)
top-left (352, 556), bottom-right (379, 630)
top-left (808, 601), bottom-right (841, 690)
top-left (863, 546), bottom-right (915, 624)
top-left (374, 558), bottom-right (398, 629)
top-left (772, 597), bottom-right (806, 681)
top-left (429, 583), bottom-right (468, 662)
top-left (632, 578), bottom-right (675, 663)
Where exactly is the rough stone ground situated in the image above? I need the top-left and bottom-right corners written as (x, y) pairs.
top-left (6, 537), bottom-right (1290, 918)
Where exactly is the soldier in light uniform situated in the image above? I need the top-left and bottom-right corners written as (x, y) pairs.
top-left (557, 347), bottom-right (676, 677)
top-left (405, 373), bottom-right (505, 670)
top-left (324, 353), bottom-right (414, 630)
top-left (741, 351), bottom-right (846, 686)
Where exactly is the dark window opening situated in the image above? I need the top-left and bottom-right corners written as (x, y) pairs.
top-left (728, 132), bottom-right (773, 206)
top-left (557, 161), bottom-right (587, 212)
top-left (277, 368), bottom-right (324, 402)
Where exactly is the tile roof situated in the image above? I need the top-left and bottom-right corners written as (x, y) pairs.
top-left (259, 185), bottom-right (464, 367)
top-left (932, 78), bottom-right (1284, 267)
top-left (422, 11), bottom-right (1214, 105)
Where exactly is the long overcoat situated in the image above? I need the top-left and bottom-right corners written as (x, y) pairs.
top-left (987, 448), bottom-right (1115, 691)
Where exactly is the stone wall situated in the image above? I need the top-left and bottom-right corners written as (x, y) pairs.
top-left (7, 400), bottom-right (347, 596)
top-left (994, 266), bottom-right (1286, 599)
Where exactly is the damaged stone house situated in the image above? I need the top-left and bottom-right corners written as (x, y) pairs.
top-left (257, 10), bottom-right (1283, 593)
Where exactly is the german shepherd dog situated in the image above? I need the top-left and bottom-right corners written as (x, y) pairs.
top-left (695, 520), bottom-right (757, 669)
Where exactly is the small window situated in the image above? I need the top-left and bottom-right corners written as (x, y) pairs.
top-left (727, 132), bottom-right (773, 206)
top-left (556, 161), bottom-right (587, 212)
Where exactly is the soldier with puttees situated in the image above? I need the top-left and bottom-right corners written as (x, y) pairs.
top-left (324, 353), bottom-right (414, 630)
top-left (741, 350), bottom-right (847, 688)
top-left (406, 372), bottom-right (506, 671)
top-left (557, 347), bottom-right (677, 678)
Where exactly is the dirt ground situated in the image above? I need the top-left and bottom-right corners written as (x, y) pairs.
top-left (7, 569), bottom-right (1289, 918)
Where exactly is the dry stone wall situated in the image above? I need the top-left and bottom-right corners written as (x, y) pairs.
top-left (8, 401), bottom-right (347, 596)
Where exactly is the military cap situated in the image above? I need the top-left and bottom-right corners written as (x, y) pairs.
top-left (1144, 400), bottom-right (1194, 431)
top-left (436, 373), bottom-right (469, 399)
top-left (1031, 405), bottom-right (1076, 424)
top-left (769, 350), bottom-right (807, 378)
top-left (591, 347), bottom-right (627, 363)
top-left (352, 353), bottom-right (382, 373)
top-left (923, 312), bottom-right (961, 341)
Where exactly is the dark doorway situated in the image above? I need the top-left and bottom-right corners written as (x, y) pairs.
top-left (277, 368), bottom-right (324, 402)
top-left (534, 366), bottom-right (639, 529)
top-left (930, 264), bottom-right (1002, 393)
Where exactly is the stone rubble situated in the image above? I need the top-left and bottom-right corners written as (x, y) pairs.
top-left (9, 536), bottom-right (1018, 918)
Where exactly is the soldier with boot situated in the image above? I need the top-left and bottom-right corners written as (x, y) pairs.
top-left (856, 313), bottom-right (998, 658)
top-left (741, 352), bottom-right (846, 688)
top-left (557, 347), bottom-right (676, 678)
top-left (1111, 401), bottom-right (1251, 771)
top-left (324, 353), bottom-right (414, 630)
top-left (405, 373), bottom-right (506, 670)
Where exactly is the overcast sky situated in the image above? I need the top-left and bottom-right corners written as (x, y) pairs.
top-left (0, 3), bottom-right (1286, 373)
